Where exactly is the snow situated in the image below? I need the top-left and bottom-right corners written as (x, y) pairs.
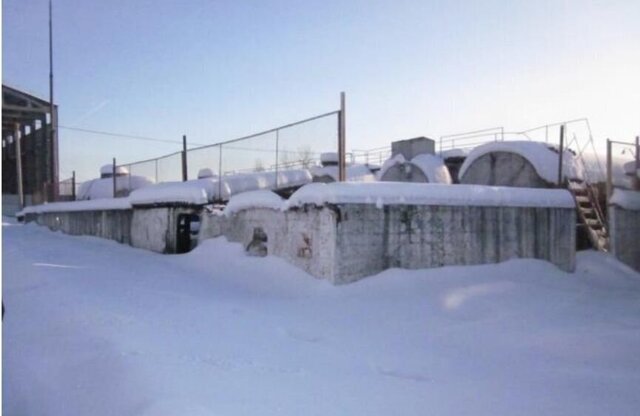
top-left (320, 152), bottom-right (338, 164)
top-left (378, 153), bottom-right (452, 184)
top-left (197, 168), bottom-right (216, 179)
top-left (77, 175), bottom-right (153, 200)
top-left (458, 141), bottom-right (584, 183)
top-left (224, 190), bottom-right (284, 216)
top-left (310, 164), bottom-right (376, 182)
top-left (440, 148), bottom-right (471, 159)
top-left (100, 164), bottom-right (129, 176)
top-left (129, 179), bottom-right (212, 206)
top-left (128, 170), bottom-right (312, 205)
top-left (610, 188), bottom-right (640, 211)
top-left (17, 197), bottom-right (132, 215)
top-left (410, 154), bottom-right (452, 184)
top-left (286, 182), bottom-right (576, 209)
top-left (4, 220), bottom-right (640, 415)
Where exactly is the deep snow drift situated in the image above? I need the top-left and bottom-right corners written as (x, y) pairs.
top-left (3, 219), bottom-right (640, 415)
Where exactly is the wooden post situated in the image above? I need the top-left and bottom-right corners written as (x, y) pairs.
top-left (557, 124), bottom-right (565, 186)
top-left (14, 123), bottom-right (24, 209)
top-left (182, 135), bottom-right (188, 182)
top-left (606, 139), bottom-right (612, 202)
top-left (275, 130), bottom-right (279, 189)
top-left (338, 91), bottom-right (346, 182)
top-left (71, 170), bottom-right (76, 200)
top-left (112, 157), bottom-right (117, 198)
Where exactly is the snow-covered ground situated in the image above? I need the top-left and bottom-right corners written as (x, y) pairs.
top-left (3, 219), bottom-right (640, 415)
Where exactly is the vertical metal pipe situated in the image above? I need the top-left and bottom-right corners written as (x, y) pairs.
top-left (182, 134), bottom-right (188, 182)
top-left (71, 170), bottom-right (76, 200)
top-left (635, 136), bottom-right (639, 190)
top-left (112, 157), bottom-right (117, 198)
top-left (14, 123), bottom-right (24, 209)
top-left (275, 130), bottom-right (279, 189)
top-left (338, 91), bottom-right (346, 182)
top-left (557, 124), bottom-right (565, 186)
top-left (155, 159), bottom-right (159, 183)
top-left (606, 139), bottom-right (612, 202)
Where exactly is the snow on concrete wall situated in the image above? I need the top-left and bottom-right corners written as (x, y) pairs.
top-left (213, 197), bottom-right (576, 284)
top-left (609, 189), bottom-right (640, 272)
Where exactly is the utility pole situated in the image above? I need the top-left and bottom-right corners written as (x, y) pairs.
top-left (49, 0), bottom-right (59, 200)
top-left (14, 123), bottom-right (24, 209)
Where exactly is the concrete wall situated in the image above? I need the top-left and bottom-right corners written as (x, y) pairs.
top-left (3, 194), bottom-right (34, 217)
top-left (35, 210), bottom-right (133, 245)
top-left (131, 207), bottom-right (199, 254)
top-left (609, 205), bottom-right (640, 271)
top-left (332, 204), bottom-right (575, 284)
top-left (216, 202), bottom-right (576, 285)
top-left (460, 152), bottom-right (551, 188)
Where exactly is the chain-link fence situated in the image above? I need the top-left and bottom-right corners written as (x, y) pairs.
top-left (117, 109), bottom-right (341, 201)
top-left (57, 175), bottom-right (83, 201)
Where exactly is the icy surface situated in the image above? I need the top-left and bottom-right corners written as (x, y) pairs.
top-left (77, 175), bottom-right (153, 200)
top-left (18, 197), bottom-right (132, 215)
top-left (3, 220), bottom-right (640, 415)
top-left (286, 182), bottom-right (576, 209)
top-left (224, 190), bottom-right (284, 216)
top-left (458, 141), bottom-right (584, 183)
top-left (610, 188), bottom-right (640, 210)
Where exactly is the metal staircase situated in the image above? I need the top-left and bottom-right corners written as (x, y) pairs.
top-left (567, 178), bottom-right (609, 251)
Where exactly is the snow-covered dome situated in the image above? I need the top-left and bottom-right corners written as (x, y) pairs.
top-left (378, 153), bottom-right (452, 184)
top-left (100, 164), bottom-right (129, 177)
top-left (197, 168), bottom-right (216, 179)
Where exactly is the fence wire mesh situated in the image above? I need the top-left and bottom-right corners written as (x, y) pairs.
top-left (117, 110), bottom-right (340, 200)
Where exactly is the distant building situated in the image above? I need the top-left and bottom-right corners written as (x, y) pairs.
top-left (2, 84), bottom-right (59, 214)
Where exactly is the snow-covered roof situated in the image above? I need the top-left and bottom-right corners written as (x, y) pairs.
top-left (440, 148), bottom-right (472, 159)
top-left (378, 154), bottom-right (452, 184)
top-left (320, 152), bottom-right (338, 164)
top-left (286, 182), bottom-right (576, 209)
top-left (224, 190), bottom-right (284, 216)
top-left (310, 164), bottom-right (376, 182)
top-left (458, 141), bottom-right (584, 184)
top-left (129, 169), bottom-right (312, 205)
top-left (77, 176), bottom-right (153, 200)
top-left (610, 188), bottom-right (640, 211)
top-left (18, 198), bottom-right (132, 216)
top-left (197, 168), bottom-right (216, 179)
top-left (100, 164), bottom-right (129, 176)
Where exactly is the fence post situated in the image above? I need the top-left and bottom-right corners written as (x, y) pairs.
top-left (14, 122), bottom-right (24, 209)
top-left (112, 157), bottom-right (117, 198)
top-left (275, 130), bottom-right (279, 189)
top-left (71, 170), bottom-right (76, 200)
top-left (606, 139), bottom-right (612, 204)
top-left (338, 91), bottom-right (346, 182)
top-left (218, 145), bottom-right (223, 201)
top-left (155, 159), bottom-right (159, 183)
top-left (557, 124), bottom-right (565, 186)
top-left (182, 134), bottom-right (188, 182)
top-left (633, 136), bottom-right (640, 191)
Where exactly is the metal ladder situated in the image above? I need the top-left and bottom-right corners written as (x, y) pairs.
top-left (567, 178), bottom-right (609, 251)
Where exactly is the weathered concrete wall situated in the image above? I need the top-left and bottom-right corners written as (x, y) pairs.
top-left (332, 204), bottom-right (575, 284)
top-left (609, 206), bottom-right (640, 271)
top-left (379, 164), bottom-right (429, 183)
top-left (460, 152), bottom-right (550, 188)
top-left (35, 210), bottom-right (133, 244)
top-left (131, 207), bottom-right (199, 254)
top-left (198, 211), bottom-right (225, 243)
top-left (216, 202), bottom-right (575, 285)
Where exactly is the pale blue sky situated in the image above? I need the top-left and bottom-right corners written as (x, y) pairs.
top-left (3, 0), bottom-right (639, 180)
